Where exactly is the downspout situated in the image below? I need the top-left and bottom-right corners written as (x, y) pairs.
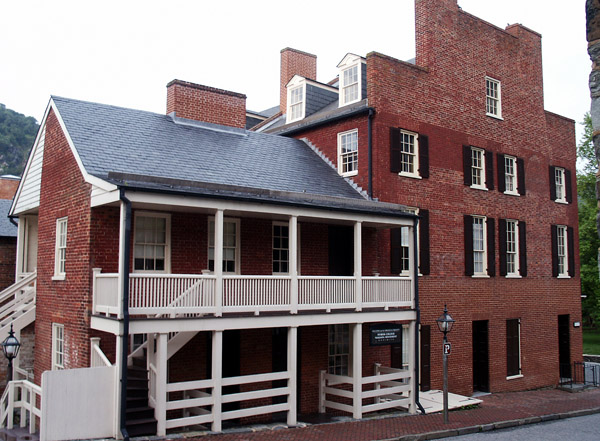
top-left (8, 215), bottom-right (18, 228)
top-left (413, 217), bottom-right (425, 414)
top-left (119, 188), bottom-right (132, 441)
top-left (367, 108), bottom-right (374, 199)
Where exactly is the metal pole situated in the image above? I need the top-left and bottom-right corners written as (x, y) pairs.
top-left (443, 333), bottom-right (448, 424)
top-left (7, 358), bottom-right (12, 383)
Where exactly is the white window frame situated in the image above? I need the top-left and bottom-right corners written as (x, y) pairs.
top-left (557, 225), bottom-right (568, 277)
top-left (471, 147), bottom-right (486, 190)
top-left (272, 221), bottom-right (289, 275)
top-left (486, 77), bottom-right (502, 119)
top-left (506, 318), bottom-right (522, 379)
top-left (340, 65), bottom-right (360, 106)
top-left (328, 324), bottom-right (349, 375)
top-left (399, 130), bottom-right (420, 178)
top-left (504, 155), bottom-right (518, 195)
top-left (208, 217), bottom-right (240, 275)
top-left (505, 219), bottom-right (520, 277)
top-left (555, 167), bottom-right (567, 203)
top-left (338, 129), bottom-right (359, 177)
top-left (52, 323), bottom-right (64, 370)
top-left (133, 212), bottom-right (171, 273)
top-left (473, 216), bottom-right (487, 277)
top-left (399, 207), bottom-right (418, 276)
top-left (53, 217), bottom-right (67, 279)
top-left (286, 78), bottom-right (306, 124)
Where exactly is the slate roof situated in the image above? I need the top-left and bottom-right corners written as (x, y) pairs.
top-left (0, 200), bottom-right (17, 237)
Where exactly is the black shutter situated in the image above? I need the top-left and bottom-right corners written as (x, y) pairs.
top-left (390, 128), bottom-right (401, 173)
top-left (519, 221), bottom-right (527, 277)
top-left (463, 145), bottom-right (472, 185)
top-left (497, 153), bottom-right (506, 193)
top-left (517, 158), bottom-right (526, 195)
top-left (419, 209), bottom-right (430, 275)
top-left (565, 169), bottom-right (573, 203)
top-left (499, 219), bottom-right (507, 276)
top-left (487, 217), bottom-right (496, 277)
top-left (485, 150), bottom-right (494, 190)
top-left (464, 215), bottom-right (474, 276)
top-left (549, 166), bottom-right (557, 201)
top-left (419, 134), bottom-right (429, 179)
top-left (567, 226), bottom-right (575, 277)
top-left (551, 225), bottom-right (559, 277)
top-left (391, 228), bottom-right (402, 274)
top-left (506, 319), bottom-right (520, 377)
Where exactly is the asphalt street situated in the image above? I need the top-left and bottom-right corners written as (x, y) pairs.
top-left (449, 413), bottom-right (600, 440)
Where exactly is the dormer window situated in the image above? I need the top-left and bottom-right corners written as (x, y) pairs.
top-left (341, 66), bottom-right (359, 105)
top-left (337, 53), bottom-right (365, 107)
top-left (290, 86), bottom-right (304, 121)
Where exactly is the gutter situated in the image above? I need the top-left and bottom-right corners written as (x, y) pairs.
top-left (413, 217), bottom-right (425, 414)
top-left (273, 106), bottom-right (372, 136)
top-left (119, 188), bottom-right (132, 441)
top-left (8, 215), bottom-right (18, 228)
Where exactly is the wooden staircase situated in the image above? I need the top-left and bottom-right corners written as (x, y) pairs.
top-left (125, 356), bottom-right (157, 437)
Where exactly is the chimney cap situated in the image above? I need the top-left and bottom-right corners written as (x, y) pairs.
top-left (280, 47), bottom-right (317, 59)
top-left (166, 79), bottom-right (246, 99)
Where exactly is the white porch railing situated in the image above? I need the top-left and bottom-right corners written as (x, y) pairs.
top-left (0, 380), bottom-right (42, 434)
top-left (92, 271), bottom-right (413, 317)
top-left (90, 337), bottom-right (112, 367)
top-left (318, 365), bottom-right (413, 416)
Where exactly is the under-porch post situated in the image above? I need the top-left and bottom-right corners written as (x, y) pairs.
top-left (212, 330), bottom-right (223, 432)
top-left (351, 322), bottom-right (362, 419)
top-left (215, 209), bottom-right (224, 317)
top-left (354, 222), bottom-right (362, 311)
top-left (114, 330), bottom-right (123, 438)
top-left (408, 320), bottom-right (417, 414)
top-left (290, 216), bottom-right (298, 314)
top-left (155, 333), bottom-right (168, 436)
top-left (287, 326), bottom-right (298, 426)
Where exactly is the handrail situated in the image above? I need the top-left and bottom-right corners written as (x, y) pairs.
top-left (90, 338), bottom-right (112, 367)
top-left (0, 380), bottom-right (42, 434)
top-left (0, 271), bottom-right (36, 304)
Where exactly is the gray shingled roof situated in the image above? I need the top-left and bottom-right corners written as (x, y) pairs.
top-left (52, 96), bottom-right (365, 201)
top-left (0, 200), bottom-right (17, 237)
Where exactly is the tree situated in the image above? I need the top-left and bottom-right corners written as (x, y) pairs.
top-left (0, 104), bottom-right (38, 176)
top-left (578, 113), bottom-right (600, 327)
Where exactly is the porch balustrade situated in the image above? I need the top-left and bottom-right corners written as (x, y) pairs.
top-left (92, 269), bottom-right (413, 317)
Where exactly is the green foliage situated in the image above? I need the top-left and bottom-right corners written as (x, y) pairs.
top-left (0, 103), bottom-right (39, 176)
top-left (578, 113), bottom-right (600, 327)
top-left (583, 328), bottom-right (600, 355)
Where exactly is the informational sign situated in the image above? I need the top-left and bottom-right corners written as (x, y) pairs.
top-left (443, 342), bottom-right (452, 355)
top-left (370, 324), bottom-right (402, 346)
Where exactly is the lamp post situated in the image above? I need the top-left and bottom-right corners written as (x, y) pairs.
top-left (2, 324), bottom-right (21, 383)
top-left (436, 305), bottom-right (455, 424)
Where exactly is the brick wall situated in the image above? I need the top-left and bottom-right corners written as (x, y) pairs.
top-left (0, 237), bottom-right (16, 291)
top-left (0, 178), bottom-right (19, 199)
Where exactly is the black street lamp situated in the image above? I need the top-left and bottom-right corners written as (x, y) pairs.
top-left (436, 305), bottom-right (455, 424)
top-left (2, 324), bottom-right (21, 383)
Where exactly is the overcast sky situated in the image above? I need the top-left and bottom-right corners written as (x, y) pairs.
top-left (1, 0), bottom-right (590, 140)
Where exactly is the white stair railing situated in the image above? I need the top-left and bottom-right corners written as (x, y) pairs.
top-left (90, 338), bottom-right (112, 367)
top-left (0, 380), bottom-right (42, 434)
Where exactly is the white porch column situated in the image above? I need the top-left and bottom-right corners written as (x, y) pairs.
top-left (289, 216), bottom-right (298, 314)
top-left (117, 200), bottom-right (128, 320)
top-left (354, 222), bottom-right (362, 311)
top-left (214, 209), bottom-right (224, 317)
top-left (114, 333), bottom-right (124, 439)
top-left (287, 326), bottom-right (298, 426)
top-left (351, 322), bottom-right (362, 419)
top-left (155, 333), bottom-right (168, 436)
top-left (15, 217), bottom-right (25, 278)
top-left (212, 330), bottom-right (223, 432)
top-left (408, 320), bottom-right (417, 414)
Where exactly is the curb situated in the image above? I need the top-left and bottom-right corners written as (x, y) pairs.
top-left (391, 407), bottom-right (600, 441)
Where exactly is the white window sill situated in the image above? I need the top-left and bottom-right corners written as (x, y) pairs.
top-left (52, 275), bottom-right (65, 281)
top-left (557, 274), bottom-right (571, 279)
top-left (506, 374), bottom-right (523, 380)
top-left (398, 172), bottom-right (422, 180)
top-left (342, 170), bottom-right (358, 177)
top-left (471, 274), bottom-right (490, 279)
top-left (470, 185), bottom-right (488, 191)
top-left (505, 274), bottom-right (522, 279)
top-left (486, 113), bottom-right (504, 121)
top-left (503, 191), bottom-right (520, 197)
top-left (554, 199), bottom-right (569, 205)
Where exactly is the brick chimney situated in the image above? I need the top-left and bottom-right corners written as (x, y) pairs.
top-left (166, 80), bottom-right (247, 129)
top-left (280, 48), bottom-right (317, 113)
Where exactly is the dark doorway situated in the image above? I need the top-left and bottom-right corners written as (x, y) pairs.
top-left (272, 328), bottom-right (287, 406)
top-left (391, 342), bottom-right (403, 369)
top-left (472, 320), bottom-right (489, 392)
top-left (420, 325), bottom-right (431, 392)
top-left (328, 226), bottom-right (354, 276)
top-left (223, 330), bottom-right (241, 413)
top-left (558, 315), bottom-right (571, 379)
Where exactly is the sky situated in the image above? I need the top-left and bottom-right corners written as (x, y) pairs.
top-left (0, 0), bottom-right (590, 141)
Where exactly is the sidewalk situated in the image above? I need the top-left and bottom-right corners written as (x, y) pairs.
top-left (166, 387), bottom-right (600, 441)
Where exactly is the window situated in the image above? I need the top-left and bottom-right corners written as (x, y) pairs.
top-left (465, 215), bottom-right (495, 277)
top-left (552, 225), bottom-right (569, 277)
top-left (273, 222), bottom-right (289, 274)
top-left (498, 154), bottom-right (525, 195)
top-left (472, 217), bottom-right (486, 275)
top-left (134, 213), bottom-right (170, 272)
top-left (504, 156), bottom-right (517, 194)
top-left (208, 218), bottom-right (240, 274)
top-left (54, 217), bottom-right (67, 278)
top-left (328, 324), bottom-right (349, 375)
top-left (486, 77), bottom-right (502, 118)
top-left (52, 323), bottom-right (64, 370)
top-left (505, 220), bottom-right (518, 275)
top-left (341, 65), bottom-right (359, 105)
top-left (391, 208), bottom-right (419, 275)
top-left (500, 219), bottom-right (527, 277)
top-left (463, 146), bottom-right (493, 190)
top-left (390, 128), bottom-right (429, 178)
top-left (338, 130), bottom-right (358, 176)
top-left (550, 166), bottom-right (572, 204)
top-left (471, 148), bottom-right (485, 188)
top-left (289, 86), bottom-right (304, 122)
top-left (506, 319), bottom-right (522, 378)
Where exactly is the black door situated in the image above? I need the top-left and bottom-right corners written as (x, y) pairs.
top-left (391, 342), bottom-right (403, 369)
top-left (558, 315), bottom-right (571, 379)
top-left (420, 325), bottom-right (431, 392)
top-left (223, 330), bottom-right (241, 413)
top-left (472, 321), bottom-right (489, 392)
top-left (328, 226), bottom-right (354, 276)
